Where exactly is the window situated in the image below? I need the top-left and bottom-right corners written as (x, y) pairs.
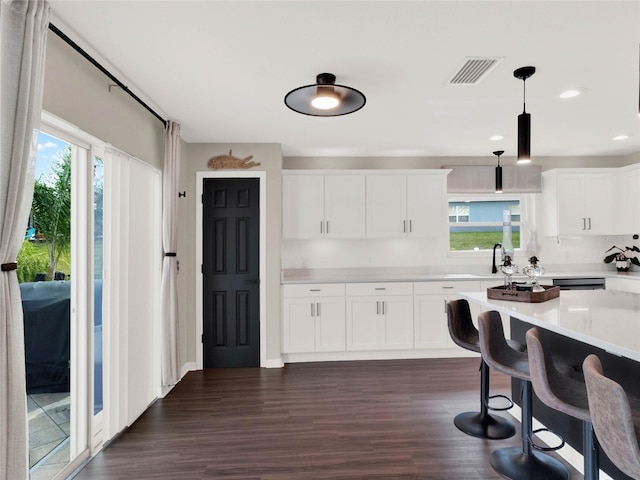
top-left (448, 197), bottom-right (522, 252)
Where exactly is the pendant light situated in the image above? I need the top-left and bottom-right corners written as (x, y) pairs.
top-left (284, 73), bottom-right (366, 117)
top-left (493, 150), bottom-right (504, 193)
top-left (513, 66), bottom-right (536, 163)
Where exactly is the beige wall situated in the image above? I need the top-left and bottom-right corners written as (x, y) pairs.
top-left (180, 144), bottom-right (283, 366)
top-left (43, 33), bottom-right (164, 167)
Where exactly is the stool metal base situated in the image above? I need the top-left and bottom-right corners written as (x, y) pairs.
top-left (490, 447), bottom-right (570, 480)
top-left (454, 411), bottom-right (516, 440)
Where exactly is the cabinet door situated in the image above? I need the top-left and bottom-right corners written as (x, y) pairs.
top-left (582, 173), bottom-right (613, 234)
top-left (324, 175), bottom-right (366, 238)
top-left (366, 175), bottom-right (407, 237)
top-left (282, 175), bottom-right (324, 238)
top-left (407, 175), bottom-right (446, 237)
top-left (615, 168), bottom-right (640, 235)
top-left (346, 297), bottom-right (379, 350)
top-left (315, 296), bottom-right (346, 352)
top-left (282, 298), bottom-right (315, 353)
top-left (379, 295), bottom-right (414, 349)
top-left (414, 295), bottom-right (449, 349)
top-left (556, 174), bottom-right (585, 235)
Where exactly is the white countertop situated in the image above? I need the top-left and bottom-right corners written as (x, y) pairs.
top-left (460, 290), bottom-right (640, 362)
top-left (281, 266), bottom-right (640, 284)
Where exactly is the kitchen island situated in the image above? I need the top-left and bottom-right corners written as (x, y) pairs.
top-left (460, 289), bottom-right (640, 480)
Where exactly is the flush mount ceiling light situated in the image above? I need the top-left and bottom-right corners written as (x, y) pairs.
top-left (514, 66), bottom-right (536, 164)
top-left (493, 150), bottom-right (504, 193)
top-left (284, 73), bottom-right (366, 117)
top-left (559, 88), bottom-right (587, 99)
top-left (490, 134), bottom-right (504, 141)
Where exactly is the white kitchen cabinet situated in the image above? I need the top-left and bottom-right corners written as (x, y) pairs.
top-left (542, 169), bottom-right (616, 237)
top-left (413, 281), bottom-right (482, 350)
top-left (346, 282), bottom-right (414, 350)
top-left (365, 172), bottom-right (449, 238)
top-left (282, 173), bottom-right (365, 239)
top-left (282, 284), bottom-right (346, 353)
top-left (614, 163), bottom-right (640, 235)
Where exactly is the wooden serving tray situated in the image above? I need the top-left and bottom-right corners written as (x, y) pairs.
top-left (487, 285), bottom-right (560, 303)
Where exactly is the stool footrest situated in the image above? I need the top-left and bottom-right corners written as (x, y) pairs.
top-left (486, 394), bottom-right (514, 412)
top-left (530, 427), bottom-right (565, 452)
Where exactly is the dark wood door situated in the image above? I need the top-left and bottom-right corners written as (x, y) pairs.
top-left (202, 178), bottom-right (260, 368)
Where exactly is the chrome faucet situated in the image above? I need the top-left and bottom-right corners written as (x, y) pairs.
top-left (492, 243), bottom-right (502, 274)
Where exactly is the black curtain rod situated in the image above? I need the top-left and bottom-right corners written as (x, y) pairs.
top-left (48, 23), bottom-right (167, 127)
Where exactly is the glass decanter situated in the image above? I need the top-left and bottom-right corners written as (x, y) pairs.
top-left (523, 256), bottom-right (546, 292)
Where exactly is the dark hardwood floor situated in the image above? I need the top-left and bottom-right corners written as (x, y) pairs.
top-left (72, 358), bottom-right (580, 479)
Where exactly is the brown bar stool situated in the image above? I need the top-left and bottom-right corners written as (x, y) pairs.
top-left (526, 327), bottom-right (599, 480)
top-left (446, 299), bottom-right (517, 440)
top-left (583, 354), bottom-right (640, 480)
top-left (478, 310), bottom-right (569, 480)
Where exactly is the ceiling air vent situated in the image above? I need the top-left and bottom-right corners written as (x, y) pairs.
top-left (448, 57), bottom-right (503, 85)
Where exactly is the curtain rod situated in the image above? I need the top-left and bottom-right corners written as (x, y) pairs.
top-left (48, 23), bottom-right (167, 127)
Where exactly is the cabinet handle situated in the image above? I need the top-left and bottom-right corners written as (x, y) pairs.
top-left (326, 221), bottom-right (329, 234)
top-left (374, 287), bottom-right (386, 290)
top-left (376, 301), bottom-right (380, 315)
top-left (588, 217), bottom-right (592, 230)
top-left (316, 302), bottom-right (321, 316)
top-left (409, 220), bottom-right (412, 233)
top-left (320, 221), bottom-right (323, 234)
top-left (382, 301), bottom-right (385, 315)
top-left (442, 286), bottom-right (454, 289)
top-left (311, 303), bottom-right (315, 317)
top-left (309, 289), bottom-right (321, 292)
top-left (582, 218), bottom-right (586, 230)
top-left (444, 299), bottom-right (447, 313)
top-left (403, 220), bottom-right (406, 233)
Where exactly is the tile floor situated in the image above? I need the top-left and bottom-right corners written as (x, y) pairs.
top-left (28, 393), bottom-right (70, 480)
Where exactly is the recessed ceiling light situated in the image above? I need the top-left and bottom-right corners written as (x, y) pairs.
top-left (490, 135), bottom-right (503, 141)
top-left (613, 135), bottom-right (629, 141)
top-left (559, 87), bottom-right (587, 99)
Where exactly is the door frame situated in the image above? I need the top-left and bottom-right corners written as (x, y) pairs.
top-left (195, 171), bottom-right (267, 368)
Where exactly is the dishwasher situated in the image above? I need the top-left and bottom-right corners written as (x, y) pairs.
top-left (552, 277), bottom-right (606, 290)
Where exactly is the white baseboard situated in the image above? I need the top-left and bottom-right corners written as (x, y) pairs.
top-left (282, 349), bottom-right (478, 364)
top-left (264, 358), bottom-right (284, 368)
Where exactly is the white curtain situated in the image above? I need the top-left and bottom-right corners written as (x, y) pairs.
top-left (0, 1), bottom-right (50, 478)
top-left (161, 121), bottom-right (181, 385)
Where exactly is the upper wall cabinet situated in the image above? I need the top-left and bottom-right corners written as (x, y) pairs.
top-left (614, 163), bottom-right (640, 235)
top-left (541, 169), bottom-right (616, 237)
top-left (365, 172), bottom-right (449, 238)
top-left (282, 173), bottom-right (366, 239)
top-left (283, 170), bottom-right (449, 239)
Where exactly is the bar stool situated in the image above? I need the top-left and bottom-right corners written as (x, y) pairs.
top-left (446, 299), bottom-right (517, 440)
top-left (583, 354), bottom-right (640, 480)
top-left (526, 327), bottom-right (599, 480)
top-left (478, 310), bottom-right (569, 480)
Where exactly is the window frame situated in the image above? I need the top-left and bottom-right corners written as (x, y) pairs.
top-left (446, 194), bottom-right (533, 258)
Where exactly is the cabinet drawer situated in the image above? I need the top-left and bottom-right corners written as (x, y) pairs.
top-left (346, 282), bottom-right (413, 296)
top-left (413, 280), bottom-right (481, 295)
top-left (283, 283), bottom-right (345, 298)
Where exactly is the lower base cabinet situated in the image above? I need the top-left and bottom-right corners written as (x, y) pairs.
top-left (414, 281), bottom-right (482, 349)
top-left (282, 284), bottom-right (346, 353)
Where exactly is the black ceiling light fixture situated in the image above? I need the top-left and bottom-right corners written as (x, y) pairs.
top-left (284, 73), bottom-right (366, 117)
top-left (514, 66), bottom-right (536, 164)
top-left (493, 150), bottom-right (504, 193)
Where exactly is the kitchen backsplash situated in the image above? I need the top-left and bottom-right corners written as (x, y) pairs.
top-left (282, 234), bottom-right (639, 272)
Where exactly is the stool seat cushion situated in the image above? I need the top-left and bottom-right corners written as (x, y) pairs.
top-left (526, 328), bottom-right (590, 423)
top-left (584, 354), bottom-right (640, 479)
top-left (478, 310), bottom-right (530, 381)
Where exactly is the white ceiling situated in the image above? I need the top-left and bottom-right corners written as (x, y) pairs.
top-left (49, 0), bottom-right (640, 158)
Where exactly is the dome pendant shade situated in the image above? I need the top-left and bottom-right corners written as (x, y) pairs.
top-left (284, 73), bottom-right (366, 116)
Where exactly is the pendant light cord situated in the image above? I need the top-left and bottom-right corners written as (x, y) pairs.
top-left (522, 79), bottom-right (527, 114)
